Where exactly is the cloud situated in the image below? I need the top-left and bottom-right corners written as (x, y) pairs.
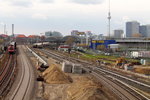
top-left (11, 1), bottom-right (32, 7)
top-left (0, 22), bottom-right (4, 25)
top-left (122, 16), bottom-right (131, 22)
top-left (39, 0), bottom-right (54, 3)
top-left (31, 13), bottom-right (48, 20)
top-left (69, 0), bottom-right (104, 4)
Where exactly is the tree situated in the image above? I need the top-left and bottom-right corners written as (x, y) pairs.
top-left (65, 37), bottom-right (75, 46)
top-left (0, 39), bottom-right (4, 44)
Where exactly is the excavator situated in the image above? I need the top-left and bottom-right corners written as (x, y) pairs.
top-left (115, 57), bottom-right (127, 68)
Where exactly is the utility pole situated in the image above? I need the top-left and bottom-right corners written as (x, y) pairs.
top-left (12, 24), bottom-right (14, 37)
top-left (108, 0), bottom-right (111, 38)
top-left (12, 24), bottom-right (14, 41)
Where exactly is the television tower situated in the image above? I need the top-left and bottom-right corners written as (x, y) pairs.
top-left (108, 0), bottom-right (111, 38)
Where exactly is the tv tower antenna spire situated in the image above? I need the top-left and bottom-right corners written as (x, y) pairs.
top-left (108, 0), bottom-right (111, 38)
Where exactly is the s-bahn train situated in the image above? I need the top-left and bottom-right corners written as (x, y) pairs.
top-left (8, 42), bottom-right (17, 54)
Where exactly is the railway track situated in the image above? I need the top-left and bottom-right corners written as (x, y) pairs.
top-left (93, 70), bottom-right (148, 100)
top-left (0, 54), bottom-right (9, 74)
top-left (92, 71), bottom-right (142, 100)
top-left (0, 54), bottom-right (17, 98)
top-left (94, 67), bottom-right (150, 92)
top-left (32, 48), bottom-right (150, 100)
top-left (10, 46), bottom-right (34, 100)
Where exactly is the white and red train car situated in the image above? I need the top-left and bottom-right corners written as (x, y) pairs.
top-left (8, 42), bottom-right (16, 54)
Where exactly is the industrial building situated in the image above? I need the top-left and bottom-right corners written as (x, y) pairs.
top-left (116, 38), bottom-right (150, 50)
top-left (89, 37), bottom-right (150, 51)
top-left (90, 40), bottom-right (116, 50)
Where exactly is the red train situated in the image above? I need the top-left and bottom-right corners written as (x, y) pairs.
top-left (8, 42), bottom-right (16, 54)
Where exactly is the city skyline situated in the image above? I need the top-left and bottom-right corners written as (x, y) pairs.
top-left (0, 0), bottom-right (150, 36)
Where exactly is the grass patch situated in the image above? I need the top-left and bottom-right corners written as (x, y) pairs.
top-left (78, 53), bottom-right (140, 65)
top-left (82, 53), bottom-right (117, 60)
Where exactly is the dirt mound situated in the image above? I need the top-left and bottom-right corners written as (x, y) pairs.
top-left (134, 67), bottom-right (150, 75)
top-left (66, 77), bottom-right (107, 100)
top-left (43, 64), bottom-right (71, 84)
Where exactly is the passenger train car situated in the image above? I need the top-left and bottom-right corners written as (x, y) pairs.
top-left (8, 42), bottom-right (17, 54)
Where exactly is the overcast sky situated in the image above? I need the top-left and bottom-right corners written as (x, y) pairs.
top-left (0, 0), bottom-right (150, 36)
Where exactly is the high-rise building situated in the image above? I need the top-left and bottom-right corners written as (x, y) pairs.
top-left (113, 29), bottom-right (124, 38)
top-left (126, 21), bottom-right (140, 37)
top-left (139, 25), bottom-right (150, 37)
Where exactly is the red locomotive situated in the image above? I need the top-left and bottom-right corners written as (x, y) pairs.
top-left (8, 42), bottom-right (16, 54)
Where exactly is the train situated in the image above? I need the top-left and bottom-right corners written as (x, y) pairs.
top-left (8, 42), bottom-right (17, 54)
top-left (33, 43), bottom-right (43, 48)
top-left (33, 42), bottom-right (55, 49)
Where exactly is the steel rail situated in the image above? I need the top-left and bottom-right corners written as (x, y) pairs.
top-left (95, 69), bottom-right (148, 100)
top-left (0, 54), bottom-right (10, 76)
top-left (0, 55), bottom-right (12, 97)
top-left (0, 54), bottom-right (17, 98)
top-left (1, 55), bottom-right (16, 97)
top-left (95, 67), bottom-right (150, 88)
top-left (92, 71), bottom-right (139, 100)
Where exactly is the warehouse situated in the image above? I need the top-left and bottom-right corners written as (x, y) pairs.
top-left (90, 40), bottom-right (116, 50)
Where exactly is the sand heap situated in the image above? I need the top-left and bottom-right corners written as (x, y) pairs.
top-left (134, 67), bottom-right (150, 75)
top-left (43, 64), bottom-right (71, 84)
top-left (66, 77), bottom-right (107, 100)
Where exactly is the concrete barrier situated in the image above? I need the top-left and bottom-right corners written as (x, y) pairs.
top-left (62, 61), bottom-right (72, 73)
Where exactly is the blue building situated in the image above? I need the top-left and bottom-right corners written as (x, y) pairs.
top-left (90, 40), bottom-right (116, 50)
